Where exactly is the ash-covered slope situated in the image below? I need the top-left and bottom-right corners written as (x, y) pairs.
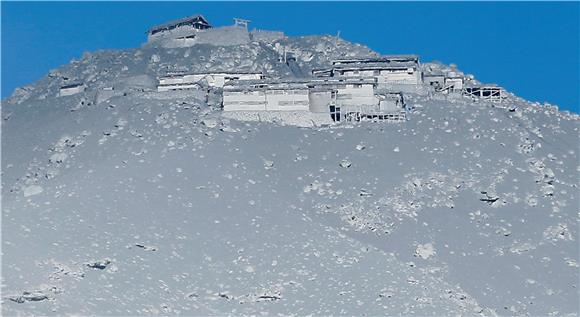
top-left (1, 31), bottom-right (579, 316)
top-left (5, 35), bottom-right (375, 105)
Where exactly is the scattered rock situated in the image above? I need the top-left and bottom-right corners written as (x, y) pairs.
top-left (414, 243), bottom-right (436, 260)
top-left (263, 160), bottom-right (274, 170)
top-left (134, 244), bottom-right (157, 251)
top-left (86, 258), bottom-right (112, 270)
top-left (22, 185), bottom-right (43, 197)
top-left (201, 118), bottom-right (218, 128)
top-left (339, 159), bottom-right (352, 168)
top-left (8, 291), bottom-right (49, 304)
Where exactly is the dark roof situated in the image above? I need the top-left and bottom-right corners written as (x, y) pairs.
top-left (148, 14), bottom-right (211, 34)
top-left (423, 71), bottom-right (445, 77)
top-left (60, 83), bottom-right (84, 89)
top-left (159, 70), bottom-right (263, 79)
top-left (332, 55), bottom-right (420, 65)
top-left (333, 62), bottom-right (418, 71)
top-left (224, 77), bottom-right (377, 91)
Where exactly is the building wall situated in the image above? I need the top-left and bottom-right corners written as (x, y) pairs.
top-left (223, 90), bottom-right (267, 111)
top-left (339, 69), bottom-right (420, 85)
top-left (309, 91), bottom-right (333, 113)
top-left (224, 88), bottom-right (309, 112)
top-left (149, 26), bottom-right (250, 48)
top-left (148, 25), bottom-right (201, 42)
top-left (159, 74), bottom-right (200, 86)
top-left (378, 69), bottom-right (420, 85)
top-left (265, 89), bottom-right (310, 111)
top-left (334, 84), bottom-right (377, 107)
top-left (424, 75), bottom-right (445, 87)
top-left (159, 73), bottom-right (262, 89)
top-left (204, 73), bottom-right (262, 88)
top-left (158, 83), bottom-right (200, 92)
top-left (194, 26), bottom-right (251, 46)
top-left (445, 78), bottom-right (464, 91)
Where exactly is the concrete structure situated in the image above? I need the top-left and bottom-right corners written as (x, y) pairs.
top-left (313, 55), bottom-right (422, 86)
top-left (423, 72), bottom-right (446, 89)
top-left (223, 79), bottom-right (309, 112)
top-left (59, 83), bottom-right (85, 97)
top-left (158, 74), bottom-right (202, 92)
top-left (463, 84), bottom-right (504, 102)
top-left (192, 26), bottom-right (251, 47)
top-left (147, 15), bottom-right (211, 42)
top-left (443, 73), bottom-right (464, 93)
top-left (223, 78), bottom-right (406, 123)
top-left (158, 71), bottom-right (264, 91)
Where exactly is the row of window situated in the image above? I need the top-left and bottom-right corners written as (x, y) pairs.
top-left (224, 101), bottom-right (266, 105)
top-left (224, 89), bottom-right (308, 96)
top-left (267, 90), bottom-right (309, 95)
top-left (342, 69), bottom-right (415, 75)
top-left (278, 100), bottom-right (309, 106)
top-left (225, 100), bottom-right (309, 106)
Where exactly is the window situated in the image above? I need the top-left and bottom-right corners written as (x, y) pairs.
top-left (330, 105), bottom-right (341, 122)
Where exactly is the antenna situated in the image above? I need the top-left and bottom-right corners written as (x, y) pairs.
top-left (335, 30), bottom-right (341, 45)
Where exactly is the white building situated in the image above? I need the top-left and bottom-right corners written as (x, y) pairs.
top-left (147, 14), bottom-right (212, 42)
top-left (423, 72), bottom-right (446, 89)
top-left (158, 71), bottom-right (264, 91)
top-left (157, 74), bottom-right (201, 92)
top-left (59, 83), bottom-right (85, 97)
top-left (193, 72), bottom-right (265, 88)
top-left (443, 72), bottom-right (464, 93)
top-left (223, 79), bottom-right (310, 112)
top-left (223, 78), bottom-right (406, 123)
top-left (313, 55), bottom-right (422, 86)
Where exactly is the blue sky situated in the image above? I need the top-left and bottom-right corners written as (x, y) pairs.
top-left (2, 2), bottom-right (579, 112)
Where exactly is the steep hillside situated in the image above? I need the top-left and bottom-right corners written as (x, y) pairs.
top-left (1, 31), bottom-right (579, 316)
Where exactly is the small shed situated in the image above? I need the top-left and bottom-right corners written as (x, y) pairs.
top-left (443, 72), bottom-right (464, 93)
top-left (423, 72), bottom-right (445, 88)
top-left (59, 83), bottom-right (85, 97)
